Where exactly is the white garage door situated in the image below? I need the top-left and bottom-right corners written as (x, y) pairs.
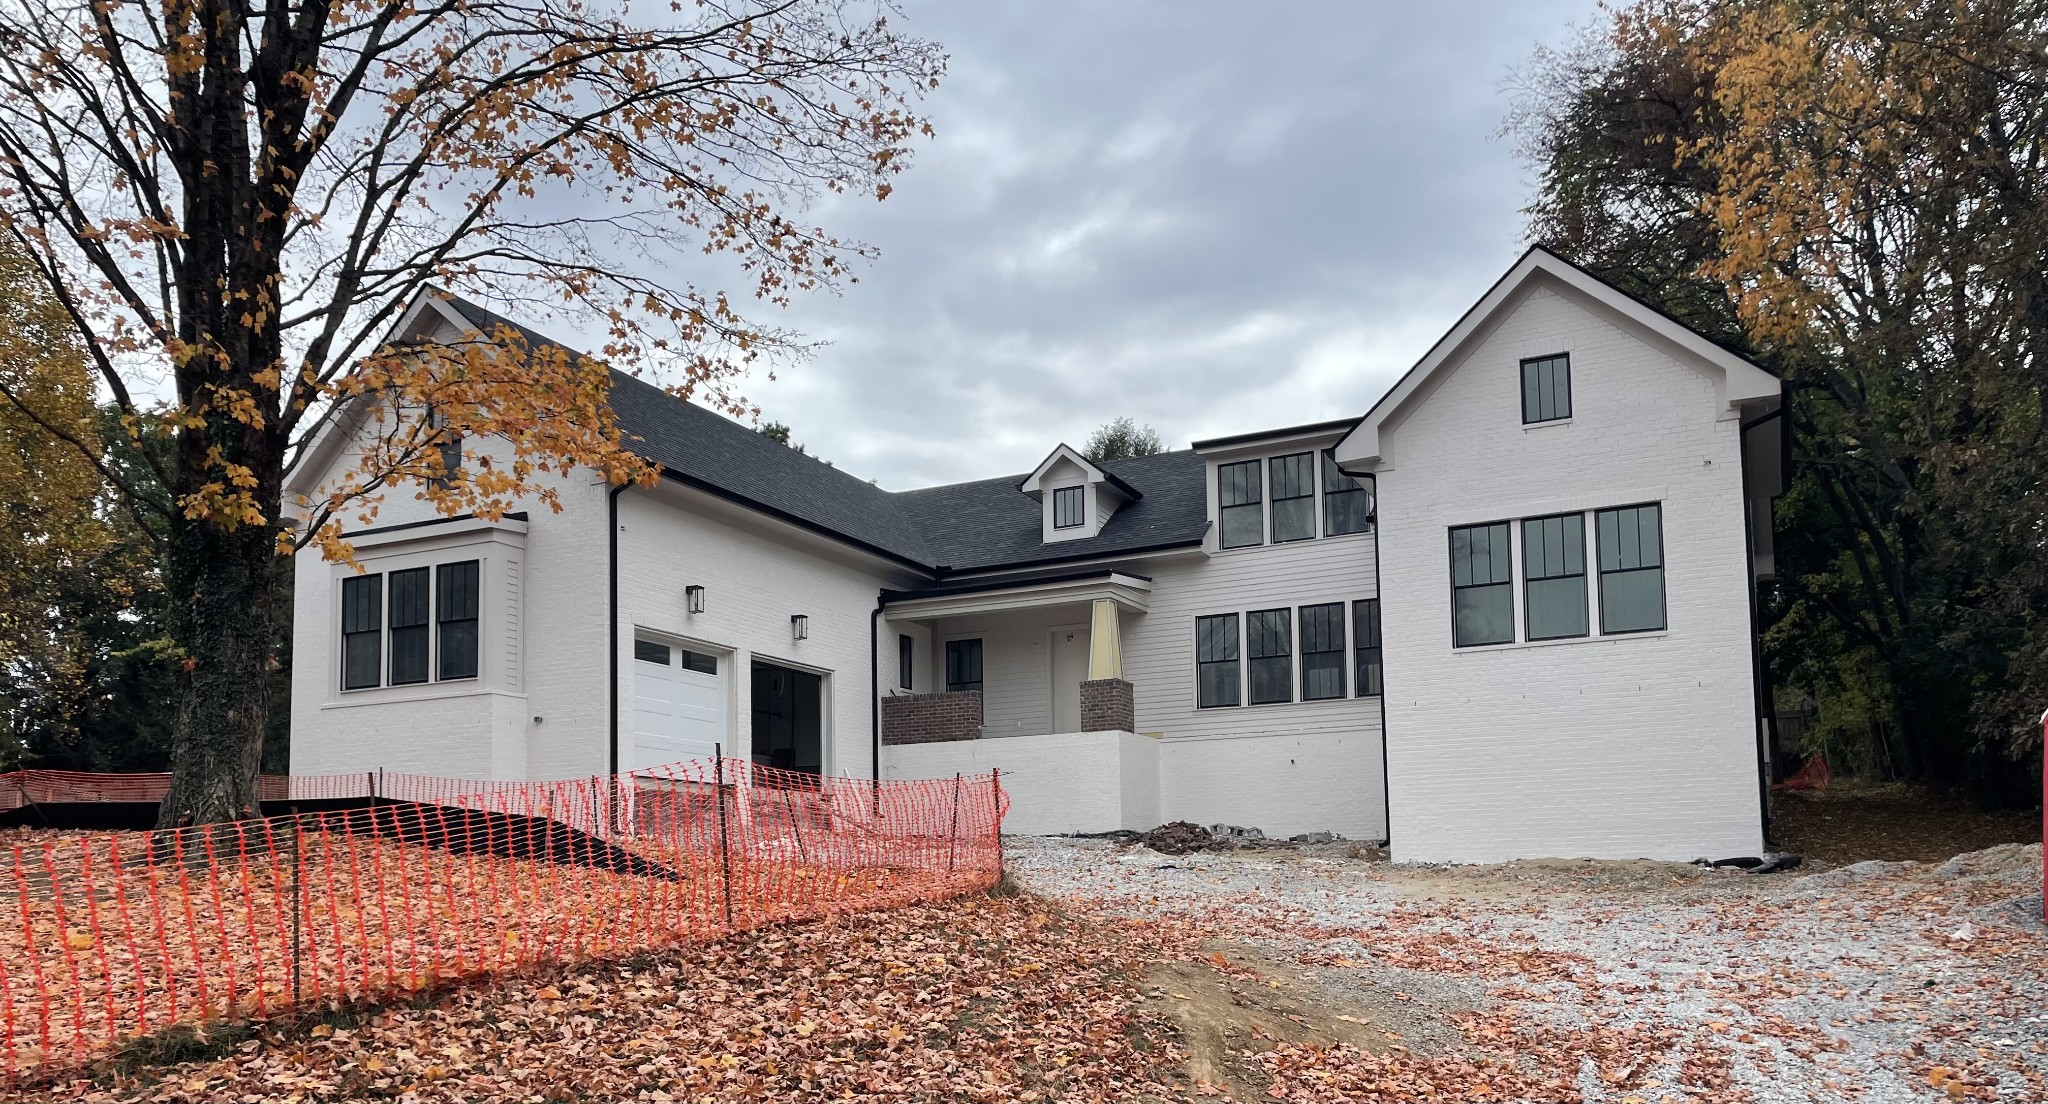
top-left (632, 639), bottom-right (726, 770)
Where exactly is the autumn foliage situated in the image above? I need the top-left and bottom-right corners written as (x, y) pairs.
top-left (0, 0), bottom-right (944, 825)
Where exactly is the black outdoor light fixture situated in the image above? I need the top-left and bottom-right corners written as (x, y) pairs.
top-left (791, 614), bottom-right (809, 641)
top-left (686, 585), bottom-right (706, 614)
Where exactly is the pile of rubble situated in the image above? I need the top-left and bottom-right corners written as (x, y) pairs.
top-left (1129, 821), bottom-right (1349, 855)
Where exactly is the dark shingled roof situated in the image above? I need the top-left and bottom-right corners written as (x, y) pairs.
top-left (896, 451), bottom-right (1209, 572)
top-left (435, 293), bottom-right (1211, 575)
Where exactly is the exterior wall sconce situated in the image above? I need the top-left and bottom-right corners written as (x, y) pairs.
top-left (685, 585), bottom-right (706, 614)
top-left (790, 614), bottom-right (809, 641)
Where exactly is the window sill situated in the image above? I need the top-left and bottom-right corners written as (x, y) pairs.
top-left (1453, 630), bottom-right (1667, 654)
top-left (1210, 529), bottom-right (1376, 556)
top-left (325, 681), bottom-right (514, 709)
top-left (1198, 696), bottom-right (1376, 711)
top-left (1522, 418), bottom-right (1572, 431)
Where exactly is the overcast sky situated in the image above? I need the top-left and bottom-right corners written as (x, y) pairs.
top-left (709, 1), bottom-right (1597, 490)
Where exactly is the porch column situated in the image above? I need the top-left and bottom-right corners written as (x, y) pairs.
top-left (1086, 598), bottom-right (1122, 680)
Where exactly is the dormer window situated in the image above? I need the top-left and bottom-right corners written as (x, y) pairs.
top-left (1053, 486), bottom-right (1085, 529)
top-left (1020, 443), bottom-right (1143, 544)
top-left (1268, 453), bottom-right (1315, 543)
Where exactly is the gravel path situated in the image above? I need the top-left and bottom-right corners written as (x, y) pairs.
top-left (1006, 837), bottom-right (2047, 1103)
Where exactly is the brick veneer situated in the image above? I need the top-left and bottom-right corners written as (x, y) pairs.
top-left (880, 690), bottom-right (983, 745)
top-left (1079, 678), bottom-right (1135, 733)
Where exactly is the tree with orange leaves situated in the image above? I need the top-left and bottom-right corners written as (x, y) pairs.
top-left (0, 0), bottom-right (944, 826)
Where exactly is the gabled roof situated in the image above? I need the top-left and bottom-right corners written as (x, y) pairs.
top-left (1016, 443), bottom-right (1142, 502)
top-left (433, 293), bottom-right (1211, 575)
top-left (1333, 245), bottom-right (1780, 467)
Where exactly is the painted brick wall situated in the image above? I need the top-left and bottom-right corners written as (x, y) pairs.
top-left (616, 481), bottom-right (924, 778)
top-left (1372, 281), bottom-right (1764, 862)
top-left (880, 691), bottom-right (983, 744)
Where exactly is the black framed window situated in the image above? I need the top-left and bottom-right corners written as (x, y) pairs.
top-left (1052, 485), bottom-right (1085, 529)
top-left (1217, 460), bottom-right (1263, 549)
top-left (387, 567), bottom-right (431, 685)
top-left (1299, 603), bottom-right (1345, 700)
top-left (1597, 504), bottom-right (1666, 633)
top-left (1268, 452), bottom-right (1316, 543)
top-left (897, 633), bottom-right (914, 690)
top-left (340, 574), bottom-right (383, 690)
top-left (1194, 614), bottom-right (1240, 708)
top-left (436, 560), bottom-right (480, 680)
top-left (634, 640), bottom-right (671, 664)
top-left (1523, 513), bottom-right (1588, 640)
top-left (1521, 353), bottom-right (1571, 424)
top-left (1353, 599), bottom-right (1383, 696)
top-left (1246, 608), bottom-right (1293, 704)
top-left (1322, 451), bottom-right (1372, 536)
top-left (428, 407), bottom-right (463, 488)
top-left (678, 648), bottom-right (718, 675)
top-left (1450, 522), bottom-right (1515, 646)
top-left (945, 639), bottom-right (983, 694)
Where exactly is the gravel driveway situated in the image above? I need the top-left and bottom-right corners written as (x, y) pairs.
top-left (1006, 837), bottom-right (2046, 1103)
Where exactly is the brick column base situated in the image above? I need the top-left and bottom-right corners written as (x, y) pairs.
top-left (881, 691), bottom-right (983, 744)
top-left (1079, 678), bottom-right (1135, 733)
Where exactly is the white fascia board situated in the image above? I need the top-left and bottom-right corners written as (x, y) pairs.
top-left (882, 573), bottom-right (1152, 621)
top-left (1333, 247), bottom-right (1782, 469)
top-left (1018, 443), bottom-right (1105, 499)
top-left (346, 512), bottom-right (529, 553)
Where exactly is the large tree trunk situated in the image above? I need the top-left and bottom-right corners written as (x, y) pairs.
top-left (156, 508), bottom-right (279, 828)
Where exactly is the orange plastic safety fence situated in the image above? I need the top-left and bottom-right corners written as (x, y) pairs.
top-left (0, 760), bottom-right (1007, 1087)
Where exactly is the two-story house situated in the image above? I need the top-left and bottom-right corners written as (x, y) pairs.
top-left (285, 246), bottom-right (1784, 862)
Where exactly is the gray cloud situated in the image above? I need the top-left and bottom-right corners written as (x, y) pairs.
top-left (689, 1), bottom-right (1596, 488)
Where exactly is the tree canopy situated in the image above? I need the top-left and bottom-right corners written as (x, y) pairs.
top-left (1512, 0), bottom-right (2048, 796)
top-left (1083, 417), bottom-right (1165, 462)
top-left (0, 0), bottom-right (944, 823)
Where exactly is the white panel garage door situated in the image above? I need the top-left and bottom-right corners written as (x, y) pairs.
top-left (632, 639), bottom-right (726, 770)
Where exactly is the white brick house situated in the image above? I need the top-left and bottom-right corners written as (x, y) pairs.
top-left (286, 247), bottom-right (1785, 862)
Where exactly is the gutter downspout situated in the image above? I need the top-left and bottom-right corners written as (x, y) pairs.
top-left (608, 482), bottom-right (630, 781)
top-left (1340, 464), bottom-right (1392, 849)
top-left (870, 597), bottom-right (884, 783)
top-left (1738, 406), bottom-right (1784, 849)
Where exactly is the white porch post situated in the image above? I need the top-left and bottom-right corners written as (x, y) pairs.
top-left (1086, 598), bottom-right (1123, 681)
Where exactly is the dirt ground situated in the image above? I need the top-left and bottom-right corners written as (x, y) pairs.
top-left (1771, 780), bottom-right (2039, 869)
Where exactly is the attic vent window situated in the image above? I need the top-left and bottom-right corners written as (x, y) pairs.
top-left (1052, 485), bottom-right (1085, 529)
top-left (1521, 353), bottom-right (1572, 424)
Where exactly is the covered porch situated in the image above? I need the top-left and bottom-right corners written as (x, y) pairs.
top-left (878, 571), bottom-right (1150, 745)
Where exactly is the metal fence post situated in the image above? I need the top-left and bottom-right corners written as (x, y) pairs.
top-left (992, 769), bottom-right (1004, 883)
top-left (289, 809), bottom-right (303, 1007)
top-left (947, 772), bottom-right (961, 872)
top-left (714, 745), bottom-right (734, 927)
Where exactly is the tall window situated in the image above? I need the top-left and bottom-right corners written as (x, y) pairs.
top-left (1268, 452), bottom-right (1316, 543)
top-left (1522, 514), bottom-right (1588, 640)
top-left (1052, 485), bottom-right (1085, 529)
top-left (1246, 608), bottom-right (1293, 704)
top-left (1194, 614), bottom-right (1240, 708)
top-left (1353, 599), bottom-right (1382, 696)
top-left (945, 639), bottom-right (983, 695)
top-left (1450, 522), bottom-right (1515, 646)
top-left (897, 633), bottom-right (914, 690)
top-left (387, 567), bottom-right (431, 684)
top-left (1218, 460), bottom-right (1263, 549)
top-left (1299, 603), bottom-right (1345, 700)
top-left (427, 407), bottom-right (463, 488)
top-left (1597, 504), bottom-right (1666, 633)
top-left (1322, 451), bottom-right (1372, 536)
top-left (340, 575), bottom-right (383, 690)
top-left (436, 560), bottom-right (481, 680)
top-left (1521, 353), bottom-right (1571, 424)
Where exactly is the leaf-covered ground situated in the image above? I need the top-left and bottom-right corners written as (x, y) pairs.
top-left (18, 838), bottom-right (2046, 1103)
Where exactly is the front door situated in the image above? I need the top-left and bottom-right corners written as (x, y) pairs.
top-left (1050, 624), bottom-right (1088, 732)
